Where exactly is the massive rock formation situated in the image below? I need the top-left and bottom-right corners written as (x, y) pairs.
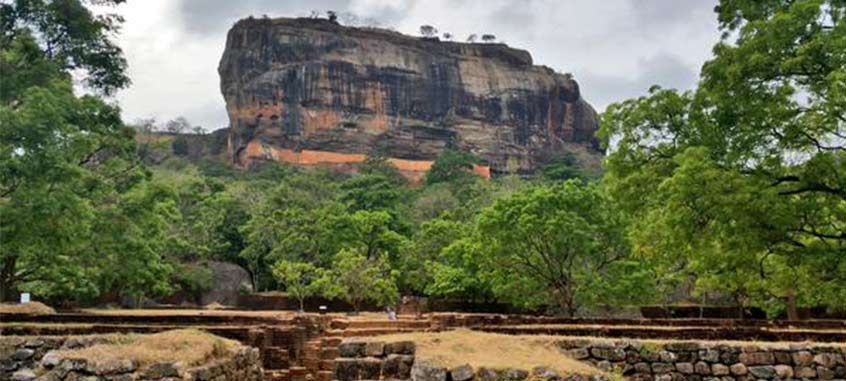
top-left (219, 17), bottom-right (601, 178)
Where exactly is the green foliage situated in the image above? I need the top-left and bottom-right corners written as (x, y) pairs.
top-left (0, 0), bottom-right (180, 302)
top-left (426, 149), bottom-right (479, 185)
top-left (601, 0), bottom-right (846, 318)
top-left (272, 260), bottom-right (325, 311)
top-left (320, 249), bottom-right (399, 312)
top-left (476, 181), bottom-right (639, 315)
top-left (1, 0), bottom-right (131, 94)
top-left (171, 136), bottom-right (189, 157)
top-left (542, 153), bottom-right (588, 182)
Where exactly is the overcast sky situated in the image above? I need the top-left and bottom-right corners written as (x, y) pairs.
top-left (107, 0), bottom-right (720, 131)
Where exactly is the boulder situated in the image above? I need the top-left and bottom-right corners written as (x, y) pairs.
top-left (12, 349), bottom-right (35, 361)
top-left (200, 261), bottom-right (253, 306)
top-left (11, 369), bottom-right (36, 381)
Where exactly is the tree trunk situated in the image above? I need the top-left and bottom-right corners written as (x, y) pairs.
top-left (0, 256), bottom-right (17, 302)
top-left (785, 288), bottom-right (800, 321)
top-left (299, 297), bottom-right (305, 313)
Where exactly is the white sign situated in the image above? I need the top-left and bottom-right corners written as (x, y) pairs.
top-left (20, 293), bottom-right (30, 304)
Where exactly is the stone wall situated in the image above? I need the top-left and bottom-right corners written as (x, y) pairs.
top-left (557, 339), bottom-right (846, 381)
top-left (0, 336), bottom-right (263, 381)
top-left (334, 340), bottom-right (416, 381)
top-left (333, 340), bottom-right (608, 381)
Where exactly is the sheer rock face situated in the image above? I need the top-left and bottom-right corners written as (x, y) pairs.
top-left (219, 17), bottom-right (601, 175)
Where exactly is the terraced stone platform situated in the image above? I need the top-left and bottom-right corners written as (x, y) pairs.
top-left (1, 310), bottom-right (844, 381)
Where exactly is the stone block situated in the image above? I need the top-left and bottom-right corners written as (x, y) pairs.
top-left (774, 364), bottom-right (793, 379)
top-left (365, 342), bottom-right (385, 357)
top-left (385, 341), bottom-right (415, 355)
top-left (11, 369), bottom-right (36, 381)
top-left (814, 353), bottom-right (838, 368)
top-left (695, 361), bottom-right (711, 375)
top-left (475, 367), bottom-right (499, 381)
top-left (729, 363), bottom-right (747, 376)
top-left (450, 364), bottom-right (475, 381)
top-left (739, 352), bottom-right (773, 366)
top-left (501, 368), bottom-right (529, 381)
top-left (634, 362), bottom-right (651, 374)
top-left (711, 364), bottom-right (729, 376)
top-left (816, 366), bottom-right (835, 380)
top-left (794, 366), bottom-right (816, 378)
top-left (381, 354), bottom-right (414, 380)
top-left (676, 363), bottom-right (694, 374)
top-left (792, 351), bottom-right (814, 366)
top-left (747, 365), bottom-right (775, 379)
top-left (411, 360), bottom-right (446, 381)
top-left (772, 351), bottom-right (792, 365)
top-left (565, 348), bottom-right (590, 360)
top-left (339, 342), bottom-right (367, 358)
top-left (699, 350), bottom-right (720, 363)
top-left (590, 347), bottom-right (625, 361)
top-left (652, 363), bottom-right (674, 374)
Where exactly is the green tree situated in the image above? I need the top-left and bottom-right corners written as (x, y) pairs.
top-left (425, 149), bottom-right (480, 186)
top-left (601, 0), bottom-right (846, 319)
top-left (1, 0), bottom-right (131, 94)
top-left (321, 249), bottom-right (399, 313)
top-left (272, 260), bottom-right (325, 312)
top-left (477, 181), bottom-right (633, 316)
top-left (0, 67), bottom-right (147, 301)
top-left (239, 172), bottom-right (348, 289)
top-left (402, 218), bottom-right (469, 294)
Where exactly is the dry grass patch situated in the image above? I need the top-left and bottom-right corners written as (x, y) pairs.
top-left (371, 329), bottom-right (601, 376)
top-left (0, 302), bottom-right (56, 315)
top-left (55, 329), bottom-right (239, 367)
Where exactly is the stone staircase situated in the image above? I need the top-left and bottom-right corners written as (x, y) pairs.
top-left (276, 316), bottom-right (431, 381)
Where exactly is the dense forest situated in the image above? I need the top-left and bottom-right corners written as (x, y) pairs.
top-left (1, 0), bottom-right (844, 319)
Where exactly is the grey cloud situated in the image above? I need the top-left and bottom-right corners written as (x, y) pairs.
top-left (628, 0), bottom-right (718, 32)
top-left (488, 2), bottom-right (536, 31)
top-left (178, 0), bottom-right (353, 34)
top-left (578, 53), bottom-right (700, 111)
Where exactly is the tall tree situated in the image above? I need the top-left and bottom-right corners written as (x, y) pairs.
top-left (601, 0), bottom-right (846, 318)
top-left (0, 0), bottom-right (176, 302)
top-left (477, 181), bottom-right (634, 316)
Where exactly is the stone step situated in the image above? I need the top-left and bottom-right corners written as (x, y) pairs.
top-left (289, 366), bottom-right (308, 381)
top-left (316, 370), bottom-right (334, 381)
top-left (320, 347), bottom-right (340, 360)
top-left (263, 347), bottom-right (290, 369)
top-left (319, 359), bottom-right (335, 371)
top-left (264, 370), bottom-right (290, 381)
top-left (332, 328), bottom-right (420, 337)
